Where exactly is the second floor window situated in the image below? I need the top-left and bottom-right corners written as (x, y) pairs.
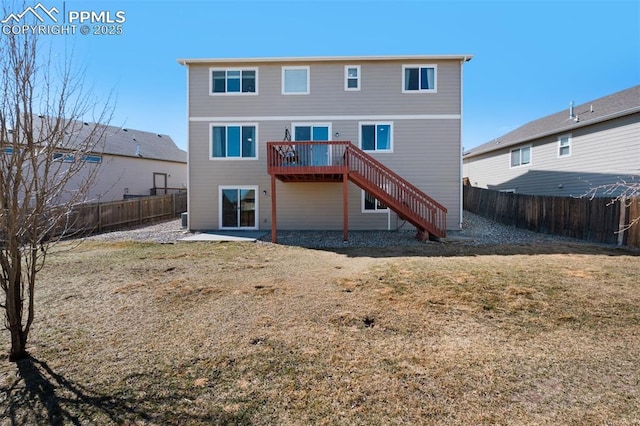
top-left (360, 123), bottom-right (392, 152)
top-left (558, 134), bottom-right (571, 157)
top-left (510, 146), bottom-right (531, 167)
top-left (345, 65), bottom-right (360, 91)
top-left (403, 65), bottom-right (436, 92)
top-left (211, 69), bottom-right (257, 94)
top-left (211, 125), bottom-right (257, 159)
top-left (282, 66), bottom-right (309, 94)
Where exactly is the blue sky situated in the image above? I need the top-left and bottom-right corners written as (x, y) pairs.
top-left (8, 0), bottom-right (640, 151)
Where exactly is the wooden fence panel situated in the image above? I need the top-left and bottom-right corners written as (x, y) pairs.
top-left (99, 199), bottom-right (140, 230)
top-left (463, 186), bottom-right (632, 246)
top-left (59, 193), bottom-right (188, 238)
top-left (627, 199), bottom-right (640, 249)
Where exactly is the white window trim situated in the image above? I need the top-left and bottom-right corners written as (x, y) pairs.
top-left (282, 66), bottom-right (310, 95)
top-left (361, 190), bottom-right (389, 213)
top-left (218, 185), bottom-right (259, 230)
top-left (557, 133), bottom-right (572, 158)
top-left (209, 67), bottom-right (258, 96)
top-left (509, 145), bottom-right (532, 168)
top-left (291, 122), bottom-right (333, 141)
top-left (209, 123), bottom-right (259, 161)
top-left (344, 65), bottom-right (361, 91)
top-left (402, 64), bottom-right (437, 93)
top-left (358, 121), bottom-right (394, 153)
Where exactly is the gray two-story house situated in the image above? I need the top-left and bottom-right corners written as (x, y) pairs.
top-left (178, 55), bottom-right (472, 241)
top-left (463, 85), bottom-right (640, 197)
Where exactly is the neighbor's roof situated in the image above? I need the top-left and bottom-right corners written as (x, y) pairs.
top-left (31, 116), bottom-right (187, 163)
top-left (178, 54), bottom-right (473, 65)
top-left (464, 85), bottom-right (640, 159)
top-left (98, 123), bottom-right (187, 163)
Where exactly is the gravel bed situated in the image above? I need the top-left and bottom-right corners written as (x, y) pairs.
top-left (83, 212), bottom-right (587, 248)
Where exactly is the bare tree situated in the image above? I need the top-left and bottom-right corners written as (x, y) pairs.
top-left (0, 15), bottom-right (112, 360)
top-left (586, 177), bottom-right (640, 232)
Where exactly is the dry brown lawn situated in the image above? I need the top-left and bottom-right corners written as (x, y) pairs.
top-left (1, 239), bottom-right (639, 425)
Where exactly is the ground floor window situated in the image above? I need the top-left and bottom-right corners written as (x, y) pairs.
top-left (219, 186), bottom-right (258, 229)
top-left (362, 190), bottom-right (388, 212)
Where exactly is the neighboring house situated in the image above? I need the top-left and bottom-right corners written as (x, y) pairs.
top-left (38, 117), bottom-right (188, 203)
top-left (463, 85), bottom-right (640, 197)
top-left (178, 54), bottom-right (472, 240)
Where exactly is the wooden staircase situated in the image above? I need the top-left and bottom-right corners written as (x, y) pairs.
top-left (345, 144), bottom-right (447, 240)
top-left (267, 141), bottom-right (447, 241)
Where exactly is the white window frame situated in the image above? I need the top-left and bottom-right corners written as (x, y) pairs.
top-left (509, 145), bottom-right (532, 168)
top-left (359, 121), bottom-right (393, 153)
top-left (558, 133), bottom-right (572, 158)
top-left (344, 65), bottom-right (361, 91)
top-left (361, 190), bottom-right (389, 213)
top-left (210, 68), bottom-right (258, 96)
top-left (218, 185), bottom-right (259, 230)
top-left (282, 66), bottom-right (310, 95)
top-left (402, 64), bottom-right (437, 93)
top-left (209, 123), bottom-right (259, 161)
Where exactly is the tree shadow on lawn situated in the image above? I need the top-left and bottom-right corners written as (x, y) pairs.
top-left (2, 356), bottom-right (254, 425)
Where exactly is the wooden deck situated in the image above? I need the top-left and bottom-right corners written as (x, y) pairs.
top-left (266, 141), bottom-right (447, 243)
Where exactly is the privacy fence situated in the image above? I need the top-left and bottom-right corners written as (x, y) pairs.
top-left (67, 192), bottom-right (187, 236)
top-left (463, 186), bottom-right (640, 249)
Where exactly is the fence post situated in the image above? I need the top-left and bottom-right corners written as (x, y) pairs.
top-left (98, 204), bottom-right (102, 233)
top-left (618, 197), bottom-right (627, 246)
top-left (172, 193), bottom-right (176, 216)
top-left (138, 199), bottom-right (143, 225)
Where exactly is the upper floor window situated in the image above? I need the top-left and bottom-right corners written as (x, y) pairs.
top-left (510, 145), bottom-right (531, 167)
top-left (53, 152), bottom-right (75, 162)
top-left (211, 124), bottom-right (257, 159)
top-left (211, 68), bottom-right (257, 95)
top-left (360, 122), bottom-right (393, 152)
top-left (345, 65), bottom-right (360, 91)
top-left (402, 64), bottom-right (437, 93)
top-left (282, 66), bottom-right (309, 95)
top-left (558, 134), bottom-right (571, 157)
top-left (82, 155), bottom-right (102, 164)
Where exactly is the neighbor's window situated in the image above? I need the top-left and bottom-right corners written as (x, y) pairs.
top-left (363, 190), bottom-right (388, 212)
top-left (82, 155), bottom-right (102, 163)
top-left (403, 65), bottom-right (437, 92)
top-left (211, 68), bottom-right (257, 94)
top-left (345, 65), bottom-right (360, 91)
top-left (510, 146), bottom-right (531, 167)
top-left (53, 152), bottom-right (75, 162)
top-left (211, 124), bottom-right (257, 159)
top-left (360, 122), bottom-right (392, 152)
top-left (558, 134), bottom-right (571, 157)
top-left (282, 66), bottom-right (309, 94)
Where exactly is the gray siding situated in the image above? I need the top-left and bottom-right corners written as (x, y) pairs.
top-left (189, 60), bottom-right (461, 117)
top-left (187, 58), bottom-right (464, 231)
top-left (463, 113), bottom-right (640, 197)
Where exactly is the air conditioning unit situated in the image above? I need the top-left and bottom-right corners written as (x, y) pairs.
top-left (181, 212), bottom-right (188, 228)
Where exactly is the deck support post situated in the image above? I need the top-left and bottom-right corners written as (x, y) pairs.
top-left (343, 173), bottom-right (349, 241)
top-left (271, 175), bottom-right (277, 243)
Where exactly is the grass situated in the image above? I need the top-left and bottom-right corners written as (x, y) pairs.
top-left (1, 239), bottom-right (639, 425)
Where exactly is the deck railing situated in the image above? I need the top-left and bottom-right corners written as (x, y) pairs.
top-left (267, 141), bottom-right (349, 175)
top-left (345, 144), bottom-right (447, 238)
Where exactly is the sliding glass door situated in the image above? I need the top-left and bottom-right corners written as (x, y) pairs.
top-left (220, 187), bottom-right (258, 229)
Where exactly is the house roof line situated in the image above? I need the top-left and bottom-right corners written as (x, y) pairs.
top-left (463, 85), bottom-right (640, 159)
top-left (177, 54), bottom-right (473, 66)
top-left (464, 106), bottom-right (640, 159)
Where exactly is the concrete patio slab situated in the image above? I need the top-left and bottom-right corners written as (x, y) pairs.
top-left (179, 231), bottom-right (268, 242)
